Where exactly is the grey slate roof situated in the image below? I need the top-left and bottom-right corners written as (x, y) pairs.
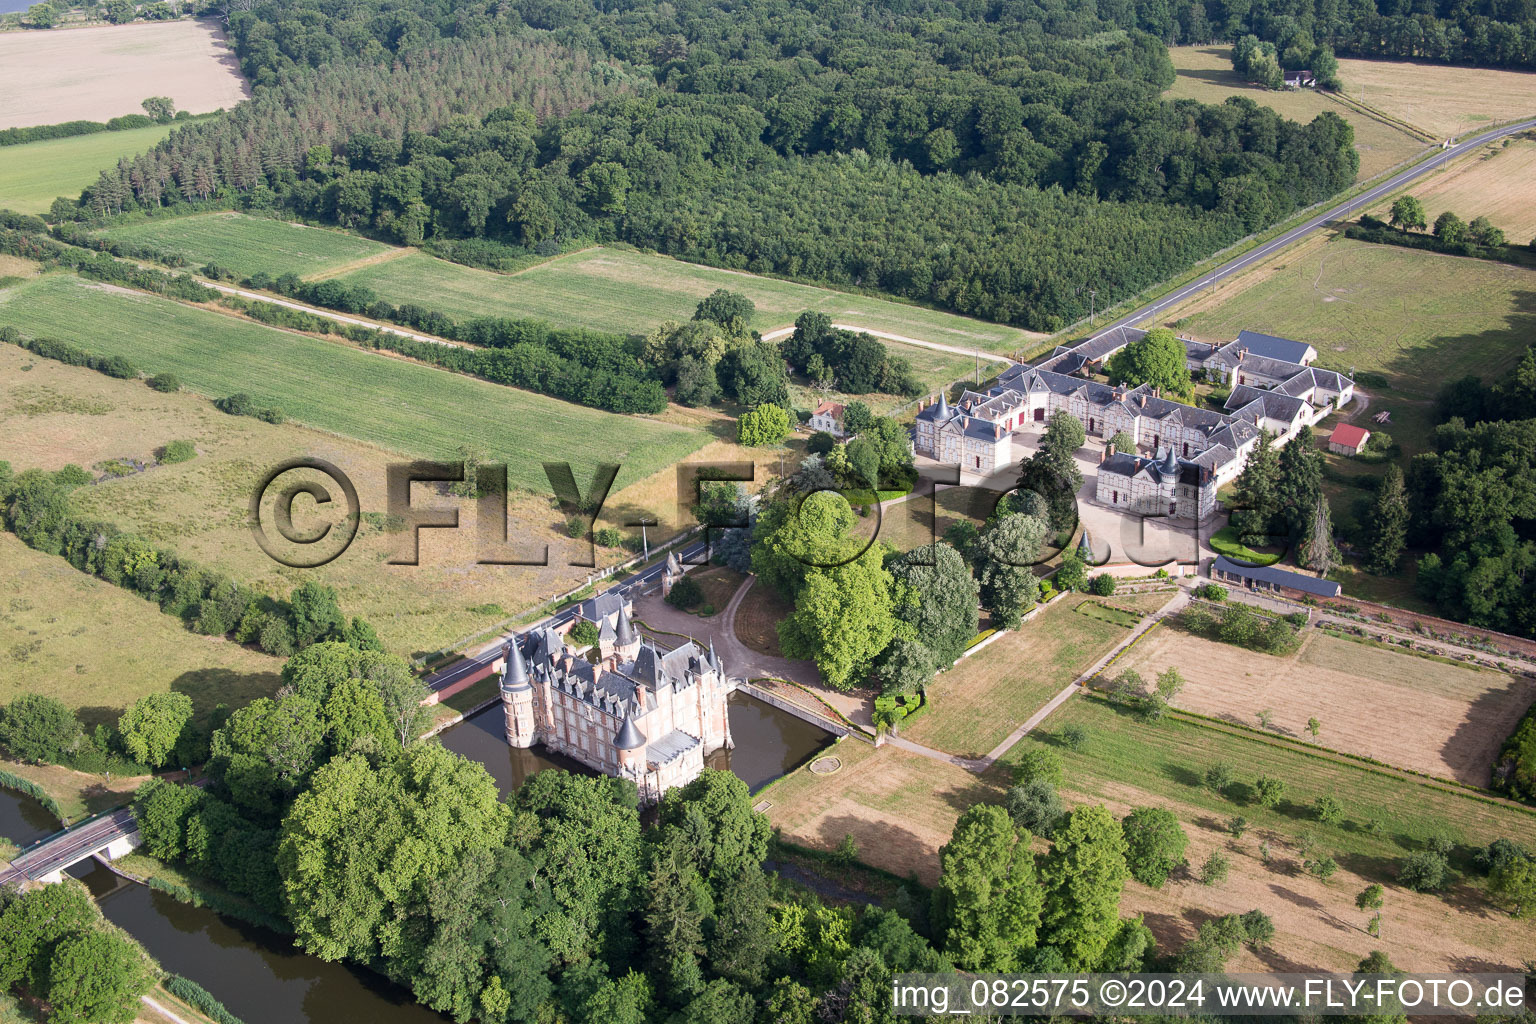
top-left (501, 637), bottom-right (530, 692)
top-left (648, 729), bottom-right (701, 765)
top-left (613, 711), bottom-right (646, 750)
top-left (1212, 555), bottom-right (1341, 597)
top-left (1236, 330), bottom-right (1314, 365)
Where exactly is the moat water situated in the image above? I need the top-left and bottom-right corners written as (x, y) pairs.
top-left (2, 691), bottom-right (832, 1024)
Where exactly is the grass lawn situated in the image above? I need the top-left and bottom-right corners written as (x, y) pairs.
top-left (1165, 46), bottom-right (1425, 181)
top-left (1333, 57), bottom-right (1536, 139)
top-left (674, 565), bottom-right (746, 616)
top-left (1368, 137), bottom-right (1536, 242)
top-left (761, 739), bottom-right (1007, 884)
top-left (0, 122), bottom-right (182, 213)
top-left (0, 532), bottom-right (283, 729)
top-left (900, 593), bottom-right (1148, 759)
top-left (0, 757), bottom-right (148, 823)
top-left (0, 343), bottom-right (708, 659)
top-left (430, 675), bottom-right (501, 727)
top-left (100, 212), bottom-right (397, 280)
top-left (1209, 525), bottom-right (1282, 566)
top-left (1173, 236), bottom-right (1536, 404)
top-left (734, 582), bottom-right (796, 658)
top-left (0, 274), bottom-right (710, 494)
top-left (334, 245), bottom-right (1037, 354)
top-left (1005, 697), bottom-right (1536, 874)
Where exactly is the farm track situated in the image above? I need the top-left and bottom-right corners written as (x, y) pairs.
top-left (302, 244), bottom-right (418, 282)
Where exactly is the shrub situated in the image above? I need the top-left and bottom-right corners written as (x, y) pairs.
top-left (0, 693), bottom-right (81, 764)
top-left (1059, 723), bottom-right (1089, 751)
top-left (1314, 795), bottom-right (1344, 825)
top-left (565, 517), bottom-right (587, 539)
top-left (1006, 778), bottom-right (1065, 839)
top-left (1240, 909), bottom-right (1274, 947)
top-left (159, 440), bottom-right (197, 464)
top-left (666, 575), bottom-right (704, 610)
top-left (1013, 747), bottom-right (1063, 787)
top-left (1200, 850), bottom-right (1229, 886)
top-left (1305, 855), bottom-right (1338, 881)
top-left (1398, 850), bottom-right (1449, 892)
top-left (163, 975), bottom-right (246, 1024)
top-left (1121, 807), bottom-right (1188, 888)
top-left (1204, 761), bottom-right (1235, 797)
top-left (1088, 573), bottom-right (1117, 596)
top-left (1474, 838), bottom-right (1532, 875)
top-left (567, 619), bottom-right (601, 649)
top-left (146, 373), bottom-right (182, 392)
top-left (592, 526), bottom-right (624, 548)
top-left (1194, 582), bottom-right (1227, 601)
top-left (1253, 774), bottom-right (1284, 808)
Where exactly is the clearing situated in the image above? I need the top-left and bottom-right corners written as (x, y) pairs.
top-left (331, 245), bottom-right (1038, 354)
top-left (1113, 625), bottom-right (1536, 786)
top-left (899, 591), bottom-right (1173, 759)
top-left (0, 274), bottom-right (711, 494)
top-left (1004, 698), bottom-right (1536, 971)
top-left (101, 212), bottom-right (397, 279)
top-left (0, 532), bottom-right (283, 726)
top-left (1333, 57), bottom-right (1536, 139)
top-left (0, 20), bottom-right (248, 130)
top-left (1369, 137), bottom-right (1536, 241)
top-left (1165, 46), bottom-right (1425, 180)
top-left (0, 122), bottom-right (182, 213)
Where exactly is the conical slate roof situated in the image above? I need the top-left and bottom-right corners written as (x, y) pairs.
top-left (1160, 446), bottom-right (1179, 475)
top-left (615, 604), bottom-right (637, 647)
top-left (614, 710), bottom-right (646, 750)
top-left (934, 390), bottom-right (950, 419)
top-left (501, 636), bottom-right (530, 692)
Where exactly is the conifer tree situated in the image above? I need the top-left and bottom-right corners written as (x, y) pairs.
top-left (1366, 463), bottom-right (1408, 574)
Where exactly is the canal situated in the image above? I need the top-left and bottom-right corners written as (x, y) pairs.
top-left (9, 690), bottom-right (834, 1024)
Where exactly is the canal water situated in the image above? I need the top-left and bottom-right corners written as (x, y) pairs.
top-left (0, 785), bottom-right (59, 847)
top-left (27, 691), bottom-right (832, 1024)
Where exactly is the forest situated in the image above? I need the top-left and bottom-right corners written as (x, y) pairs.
top-left (70, 0), bottom-right (1360, 330)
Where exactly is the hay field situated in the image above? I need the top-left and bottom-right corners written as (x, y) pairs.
top-left (334, 245), bottom-right (1038, 354)
top-left (0, 274), bottom-right (711, 495)
top-left (0, 342), bottom-right (787, 657)
top-left (1114, 626), bottom-right (1536, 785)
top-left (0, 533), bottom-right (283, 726)
top-left (101, 213), bottom-right (398, 279)
top-left (1370, 138), bottom-right (1536, 241)
top-left (1171, 237), bottom-right (1536, 402)
top-left (0, 20), bottom-right (248, 130)
top-left (1165, 46), bottom-right (1425, 180)
top-left (1334, 57), bottom-right (1536, 138)
top-left (1002, 700), bottom-right (1536, 971)
top-left (0, 122), bottom-right (180, 213)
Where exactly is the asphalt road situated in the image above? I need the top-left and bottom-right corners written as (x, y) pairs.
top-left (0, 806), bottom-right (136, 887)
top-left (423, 540), bottom-right (709, 693)
top-left (1083, 116), bottom-right (1536, 342)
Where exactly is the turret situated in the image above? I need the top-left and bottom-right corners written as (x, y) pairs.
top-left (615, 604), bottom-right (639, 660)
top-left (1161, 446), bottom-right (1179, 476)
top-left (501, 635), bottom-right (537, 749)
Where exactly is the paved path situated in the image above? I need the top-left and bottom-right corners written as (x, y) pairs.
top-left (761, 323), bottom-right (1018, 364)
top-left (1080, 116), bottom-right (1536, 342)
top-left (141, 994), bottom-right (195, 1024)
top-left (974, 589), bottom-right (1189, 768)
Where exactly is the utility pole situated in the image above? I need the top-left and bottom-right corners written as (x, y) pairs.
top-left (641, 524), bottom-right (649, 560)
top-left (1089, 288), bottom-right (1097, 325)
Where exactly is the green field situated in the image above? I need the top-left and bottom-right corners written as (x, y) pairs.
top-left (1177, 237), bottom-right (1536, 404)
top-left (0, 123), bottom-right (182, 213)
top-left (0, 274), bottom-right (710, 492)
top-left (101, 212), bottom-right (396, 279)
top-left (1009, 698), bottom-right (1536, 869)
top-left (331, 245), bottom-right (1038, 354)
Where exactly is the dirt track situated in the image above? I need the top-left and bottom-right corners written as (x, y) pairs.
top-left (0, 20), bottom-right (249, 130)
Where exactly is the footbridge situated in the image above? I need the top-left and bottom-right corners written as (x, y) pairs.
top-left (0, 806), bottom-right (139, 887)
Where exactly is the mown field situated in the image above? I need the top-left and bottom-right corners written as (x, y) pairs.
top-left (1369, 137), bottom-right (1536, 241)
top-left (1165, 46), bottom-right (1425, 181)
top-left (1171, 235), bottom-right (1536, 453)
top-left (0, 531), bottom-right (283, 725)
top-left (101, 212), bottom-right (397, 279)
top-left (333, 245), bottom-right (1038, 354)
top-left (0, 122), bottom-right (181, 213)
top-left (1332, 57), bottom-right (1536, 139)
top-left (0, 274), bottom-right (711, 493)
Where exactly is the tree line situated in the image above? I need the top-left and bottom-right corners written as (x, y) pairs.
top-left (70, 0), bottom-right (1359, 330)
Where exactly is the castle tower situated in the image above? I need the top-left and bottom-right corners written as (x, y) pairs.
top-left (613, 706), bottom-right (647, 793)
top-left (500, 637), bottom-right (538, 749)
top-left (614, 603), bottom-right (640, 662)
top-left (661, 550), bottom-right (683, 598)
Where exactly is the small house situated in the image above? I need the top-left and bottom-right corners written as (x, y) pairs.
top-left (809, 400), bottom-right (847, 437)
top-left (1284, 70), bottom-right (1316, 88)
top-left (1327, 423), bottom-right (1371, 456)
top-left (1210, 556), bottom-right (1341, 600)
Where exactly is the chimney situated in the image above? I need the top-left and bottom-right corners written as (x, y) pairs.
top-left (1100, 447), bottom-right (1107, 464)
top-left (994, 423), bottom-right (1002, 439)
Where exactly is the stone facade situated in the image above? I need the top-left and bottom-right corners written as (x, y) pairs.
top-left (808, 400), bottom-right (847, 437)
top-left (499, 600), bottom-right (733, 803)
top-left (912, 329), bottom-right (1352, 523)
top-left (1095, 447), bottom-right (1218, 521)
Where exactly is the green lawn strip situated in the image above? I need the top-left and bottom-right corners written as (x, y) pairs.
top-left (1075, 601), bottom-right (1141, 627)
top-left (100, 212), bottom-right (393, 279)
top-left (1209, 525), bottom-right (1283, 566)
top-left (0, 275), bottom-right (709, 493)
top-left (334, 246), bottom-right (1033, 354)
top-left (1006, 697), bottom-right (1536, 880)
top-left (0, 122), bottom-right (188, 213)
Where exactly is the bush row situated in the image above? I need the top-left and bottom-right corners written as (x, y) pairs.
top-left (0, 768), bottom-right (65, 824)
top-left (163, 975), bottom-right (248, 1024)
top-left (0, 113), bottom-right (165, 148)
